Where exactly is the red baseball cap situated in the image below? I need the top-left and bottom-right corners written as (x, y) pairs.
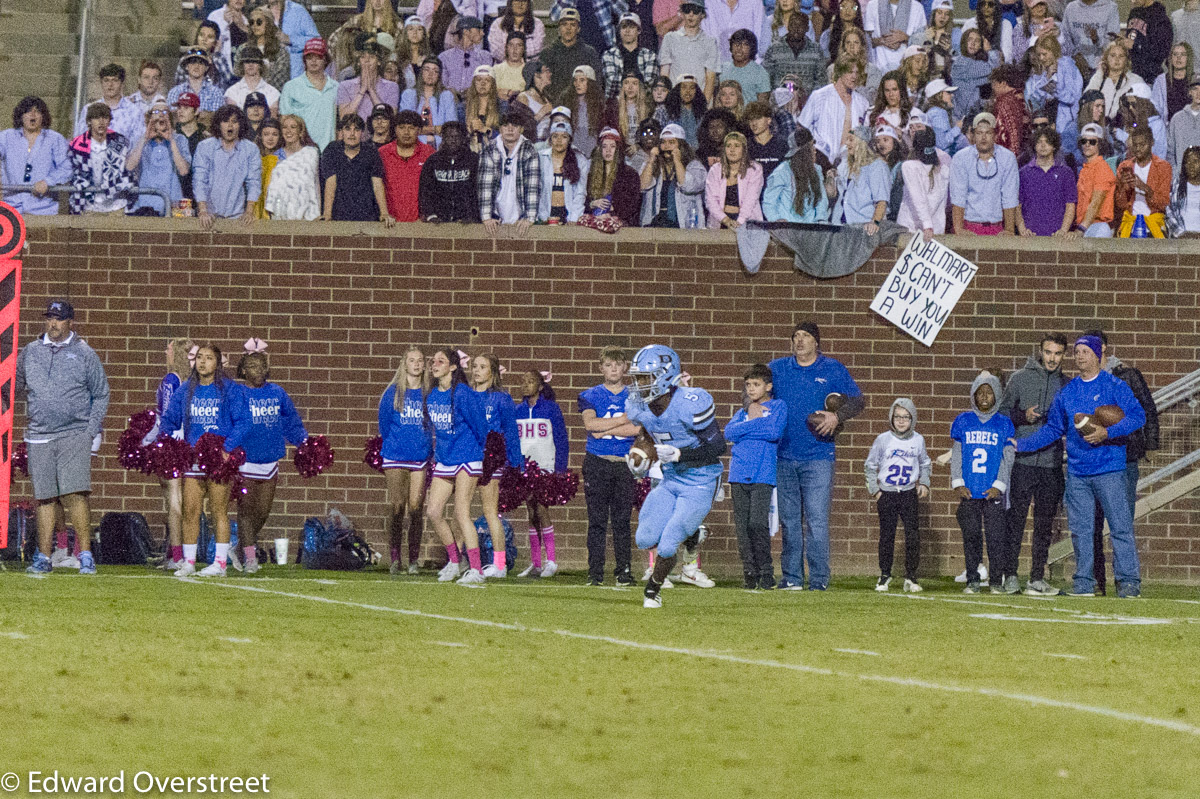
top-left (175, 92), bottom-right (201, 109)
top-left (303, 38), bottom-right (330, 61)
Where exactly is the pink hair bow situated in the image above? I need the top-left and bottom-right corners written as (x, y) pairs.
top-left (677, 372), bottom-right (692, 387)
top-left (540, 370), bottom-right (553, 383)
top-left (498, 364), bottom-right (507, 375)
top-left (244, 337), bottom-right (268, 354)
top-left (456, 349), bottom-right (471, 370)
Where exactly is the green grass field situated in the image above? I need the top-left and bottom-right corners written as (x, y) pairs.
top-left (3, 566), bottom-right (1200, 798)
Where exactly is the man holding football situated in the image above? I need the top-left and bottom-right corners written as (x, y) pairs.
top-left (1014, 335), bottom-right (1146, 598)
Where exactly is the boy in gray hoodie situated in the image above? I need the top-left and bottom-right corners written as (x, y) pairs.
top-left (864, 398), bottom-right (931, 593)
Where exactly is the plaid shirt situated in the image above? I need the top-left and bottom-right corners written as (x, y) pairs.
top-left (550, 0), bottom-right (629, 50)
top-left (478, 136), bottom-right (541, 223)
top-left (67, 132), bottom-right (134, 215)
top-left (602, 45), bottom-right (659, 98)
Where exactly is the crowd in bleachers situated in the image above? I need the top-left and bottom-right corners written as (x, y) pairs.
top-left (5, 0), bottom-right (1200, 237)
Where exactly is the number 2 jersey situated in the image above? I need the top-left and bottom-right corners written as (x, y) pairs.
top-left (950, 372), bottom-right (1016, 499)
top-left (627, 386), bottom-right (725, 486)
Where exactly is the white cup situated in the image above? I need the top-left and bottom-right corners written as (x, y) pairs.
top-left (274, 538), bottom-right (290, 565)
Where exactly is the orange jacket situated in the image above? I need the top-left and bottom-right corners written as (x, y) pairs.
top-left (1114, 154), bottom-right (1173, 215)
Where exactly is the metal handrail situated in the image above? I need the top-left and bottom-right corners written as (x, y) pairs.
top-left (0, 185), bottom-right (174, 217)
top-left (72, 0), bottom-right (93, 136)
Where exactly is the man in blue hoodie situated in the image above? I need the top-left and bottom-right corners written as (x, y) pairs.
top-left (1015, 334), bottom-right (1146, 598)
top-left (769, 321), bottom-right (864, 590)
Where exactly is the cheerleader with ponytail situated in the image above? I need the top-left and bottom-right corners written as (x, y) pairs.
top-left (423, 348), bottom-right (490, 584)
top-left (378, 346), bottom-right (432, 574)
top-left (160, 344), bottom-right (238, 578)
top-left (470, 353), bottom-right (523, 579)
top-left (515, 370), bottom-right (569, 578)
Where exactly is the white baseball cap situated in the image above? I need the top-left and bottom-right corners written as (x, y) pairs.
top-left (660, 123), bottom-right (686, 140)
top-left (1080, 123), bottom-right (1105, 140)
top-left (924, 78), bottom-right (956, 99)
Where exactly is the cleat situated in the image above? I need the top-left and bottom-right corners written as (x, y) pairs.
top-left (875, 576), bottom-right (891, 592)
top-left (616, 571), bottom-right (635, 586)
top-left (679, 563), bottom-right (715, 588)
top-left (643, 594), bottom-right (663, 608)
top-left (406, 562), bottom-right (420, 575)
top-left (903, 578), bottom-right (922, 593)
top-left (517, 564), bottom-right (542, 578)
top-left (744, 575), bottom-right (758, 590)
top-left (226, 547), bottom-right (243, 573)
top-left (540, 560), bottom-right (558, 578)
top-left (437, 561), bottom-right (462, 582)
top-left (456, 568), bottom-right (485, 585)
top-left (680, 524), bottom-right (709, 561)
top-left (956, 564), bottom-right (988, 584)
top-left (174, 561), bottom-right (196, 577)
top-left (163, 558), bottom-right (187, 572)
top-left (51, 548), bottom-right (80, 569)
top-left (482, 564), bottom-right (507, 579)
top-left (26, 552), bottom-right (52, 574)
top-left (964, 581), bottom-right (981, 594)
top-left (78, 552), bottom-right (96, 575)
top-left (1002, 575), bottom-right (1020, 594)
top-left (195, 562), bottom-right (227, 578)
top-left (661, 576), bottom-right (674, 589)
top-left (643, 580), bottom-right (663, 608)
top-left (243, 558), bottom-right (260, 575)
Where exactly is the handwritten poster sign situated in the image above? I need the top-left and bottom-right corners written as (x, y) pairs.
top-left (869, 236), bottom-right (979, 347)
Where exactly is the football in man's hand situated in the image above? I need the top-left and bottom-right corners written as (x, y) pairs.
top-left (1074, 405), bottom-right (1124, 437)
top-left (626, 431), bottom-right (658, 472)
top-left (806, 393), bottom-right (846, 437)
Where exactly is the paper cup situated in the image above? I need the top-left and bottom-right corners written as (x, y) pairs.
top-left (274, 538), bottom-right (290, 565)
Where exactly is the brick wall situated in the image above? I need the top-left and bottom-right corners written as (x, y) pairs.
top-left (17, 217), bottom-right (1200, 583)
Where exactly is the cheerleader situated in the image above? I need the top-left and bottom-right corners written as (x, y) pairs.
top-left (158, 337), bottom-right (194, 571)
top-left (160, 344), bottom-right (238, 578)
top-left (470, 354), bottom-right (523, 579)
top-left (378, 346), bottom-right (432, 574)
top-left (515, 370), bottom-right (568, 578)
top-left (224, 342), bottom-right (309, 574)
top-left (423, 348), bottom-right (490, 585)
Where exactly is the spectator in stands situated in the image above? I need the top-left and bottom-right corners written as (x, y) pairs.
top-left (264, 115), bottom-right (320, 220)
top-left (280, 38), bottom-right (339, 151)
top-left (490, 0), bottom-right (545, 60)
top-left (1154, 43), bottom-right (1193, 125)
top-left (949, 112), bottom-right (1020, 234)
top-left (950, 28), bottom-right (1000, 122)
top-left (584, 127), bottom-right (643, 226)
top-left (173, 93), bottom-right (206, 199)
top-left (464, 65), bottom-right (502, 152)
top-left (74, 63), bottom-right (140, 141)
top-left (126, 102), bottom-right (191, 217)
top-left (251, 119), bottom-right (282, 219)
top-left (705, 129), bottom-right (762, 228)
top-left (872, 71), bottom-right (911, 129)
top-left (695, 107), bottom-right (739, 165)
top-left (990, 63), bottom-right (1029, 155)
top-left (1117, 85), bottom-right (1168, 159)
top-left (762, 12), bottom-right (827, 95)
top-left (0, 96), bottom-right (70, 216)
top-left (380, 110), bottom-right (435, 222)
top-left (262, 0), bottom-right (320, 79)
top-left (663, 74), bottom-right (707, 146)
top-left (768, 80), bottom-right (804, 142)
top-left (493, 34), bottom-right (530, 100)
top-left (1125, 0), bottom-right (1172, 84)
top-left (67, 103), bottom-right (133, 216)
top-left (517, 61), bottom-right (556, 137)
top-left (479, 111), bottom-right (540, 235)
top-left (924, 0), bottom-right (955, 72)
top-left (834, 31), bottom-right (883, 104)
top-left (639, 122), bottom-right (707, 226)
top-left (1025, 35), bottom-right (1084, 158)
top-left (798, 57), bottom-right (869, 161)
top-left (744, 100), bottom-right (786, 181)
top-left (243, 92), bottom-right (271, 139)
top-left (241, 6), bottom-right (292, 92)
top-left (713, 79), bottom-right (746, 117)
top-left (169, 49), bottom-right (227, 126)
top-left (897, 126), bottom-right (950, 240)
top-left (124, 61), bottom-right (168, 142)
top-left (369, 103), bottom-right (396, 146)
top-left (865, 0), bottom-right (928, 72)
top-left (415, 0), bottom-right (470, 58)
top-left (607, 71), bottom-right (653, 150)
top-left (441, 17), bottom-right (497, 95)
top-left (208, 0), bottom-right (250, 76)
top-left (1017, 127), bottom-right (1077, 236)
top-left (551, 0), bottom-right (629, 56)
top-left (1165, 144), bottom-right (1200, 235)
top-left (319, 114), bottom-right (390, 223)
top-left (1168, 75), bottom-right (1200, 173)
top-left (1070, 122), bottom-right (1117, 237)
top-left (1085, 42), bottom-right (1147, 121)
top-left (537, 120), bottom-right (589, 222)
top-left (630, 0), bottom-right (659, 52)
top-left (720, 29), bottom-right (771, 103)
top-left (177, 21), bottom-right (236, 91)
top-left (762, 0), bottom-right (799, 45)
top-left (1075, 88), bottom-right (1117, 162)
top-left (650, 75), bottom-right (672, 123)
top-left (227, 46), bottom-right (282, 115)
top-left (395, 16), bottom-right (432, 89)
top-left (831, 128), bottom-right (890, 229)
top-left (1113, 125), bottom-right (1172, 237)
top-left (659, 1), bottom-right (720, 101)
top-left (821, 0), bottom-right (864, 72)
top-left (419, 121), bottom-right (481, 222)
top-left (564, 66), bottom-right (606, 156)
top-left (339, 37), bottom-right (401, 123)
top-left (401, 57), bottom-right (457, 147)
top-left (924, 78), bottom-right (966, 154)
top-left (1174, 0), bottom-right (1200, 69)
top-left (763, 126), bottom-right (831, 222)
top-left (961, 0), bottom-right (1012, 63)
top-left (604, 13), bottom-right (661, 99)
top-left (193, 105), bottom-right (261, 229)
top-left (703, 0), bottom-right (764, 63)
top-left (542, 9), bottom-right (605, 101)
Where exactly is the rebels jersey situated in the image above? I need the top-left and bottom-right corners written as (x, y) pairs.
top-left (578, 383), bottom-right (635, 457)
top-left (950, 411), bottom-right (1016, 498)
top-left (516, 397), bottom-right (569, 472)
top-left (629, 387), bottom-right (722, 484)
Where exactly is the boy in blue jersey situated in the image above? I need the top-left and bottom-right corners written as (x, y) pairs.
top-left (624, 345), bottom-right (727, 609)
top-left (578, 346), bottom-right (641, 586)
top-left (950, 371), bottom-right (1016, 594)
top-left (1015, 335), bottom-right (1146, 598)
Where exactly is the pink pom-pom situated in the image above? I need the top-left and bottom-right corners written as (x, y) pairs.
top-left (497, 457), bottom-right (539, 513)
top-left (117, 430), bottom-right (150, 472)
top-left (294, 435), bottom-right (334, 478)
top-left (478, 431), bottom-right (506, 487)
top-left (145, 435), bottom-right (193, 480)
top-left (363, 436), bottom-right (385, 474)
top-left (193, 432), bottom-right (227, 475)
top-left (634, 477), bottom-right (652, 510)
top-left (11, 442), bottom-right (28, 478)
top-left (532, 469), bottom-right (580, 507)
top-left (210, 446), bottom-right (246, 484)
top-left (228, 472), bottom-right (248, 502)
top-left (127, 408), bottom-right (157, 439)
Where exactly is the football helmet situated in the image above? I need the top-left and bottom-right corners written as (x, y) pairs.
top-left (629, 345), bottom-right (683, 403)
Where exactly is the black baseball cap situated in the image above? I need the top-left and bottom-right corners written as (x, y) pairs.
top-left (44, 300), bottom-right (74, 320)
top-left (243, 92), bottom-right (269, 110)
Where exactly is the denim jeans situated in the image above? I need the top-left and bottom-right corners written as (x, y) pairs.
top-left (1092, 460), bottom-right (1140, 589)
top-left (1064, 469), bottom-right (1141, 593)
top-left (776, 458), bottom-right (835, 587)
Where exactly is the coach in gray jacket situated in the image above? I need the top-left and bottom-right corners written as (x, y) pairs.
top-left (997, 332), bottom-right (1068, 596)
top-left (16, 300), bottom-right (110, 574)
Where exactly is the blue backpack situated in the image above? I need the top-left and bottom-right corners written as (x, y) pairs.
top-left (468, 515), bottom-right (518, 571)
top-left (300, 516), bottom-right (374, 570)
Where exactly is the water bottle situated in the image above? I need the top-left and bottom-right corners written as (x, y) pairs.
top-left (1131, 214), bottom-right (1149, 239)
top-left (687, 207), bottom-right (699, 229)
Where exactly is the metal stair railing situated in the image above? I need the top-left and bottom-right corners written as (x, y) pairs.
top-left (72, 0), bottom-right (95, 135)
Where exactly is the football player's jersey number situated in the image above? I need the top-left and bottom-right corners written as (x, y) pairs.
top-left (971, 448), bottom-right (987, 474)
top-left (884, 465), bottom-right (911, 486)
top-left (599, 411), bottom-right (624, 440)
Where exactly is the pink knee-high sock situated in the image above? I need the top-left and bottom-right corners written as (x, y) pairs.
top-left (171, 545), bottom-right (184, 562)
top-left (467, 547), bottom-right (482, 573)
top-left (528, 527), bottom-right (543, 568)
top-left (56, 531), bottom-right (70, 550)
top-left (541, 526), bottom-right (556, 562)
top-left (493, 550), bottom-right (506, 571)
top-left (244, 545), bottom-right (257, 561)
top-left (445, 544), bottom-right (461, 564)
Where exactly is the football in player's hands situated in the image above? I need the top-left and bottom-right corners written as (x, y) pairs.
top-left (1074, 405), bottom-right (1124, 437)
top-left (625, 431), bottom-right (658, 475)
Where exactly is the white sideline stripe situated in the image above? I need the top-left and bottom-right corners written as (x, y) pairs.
top-left (2, 631), bottom-right (30, 639)
top-left (218, 636), bottom-right (254, 643)
top-left (833, 648), bottom-right (881, 656)
top-left (971, 613), bottom-right (1171, 626)
top-left (884, 592), bottom-right (1199, 623)
top-left (1045, 653), bottom-right (1087, 660)
top-left (428, 640), bottom-right (469, 648)
top-left (193, 580), bottom-right (1200, 738)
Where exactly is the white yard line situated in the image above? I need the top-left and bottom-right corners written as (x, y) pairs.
top-left (883, 591), bottom-right (1198, 623)
top-left (833, 648), bottom-right (881, 656)
top-left (1, 631), bottom-right (30, 639)
top-left (190, 580), bottom-right (1200, 739)
top-left (217, 636), bottom-right (254, 643)
top-left (971, 613), bottom-right (1172, 626)
top-left (1044, 653), bottom-right (1088, 660)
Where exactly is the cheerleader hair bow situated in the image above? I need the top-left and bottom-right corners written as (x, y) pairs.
top-left (244, 337), bottom-right (268, 354)
top-left (540, 371), bottom-right (553, 383)
top-left (456, 349), bottom-right (471, 370)
top-left (677, 372), bottom-right (692, 388)
top-left (187, 344), bottom-right (229, 368)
